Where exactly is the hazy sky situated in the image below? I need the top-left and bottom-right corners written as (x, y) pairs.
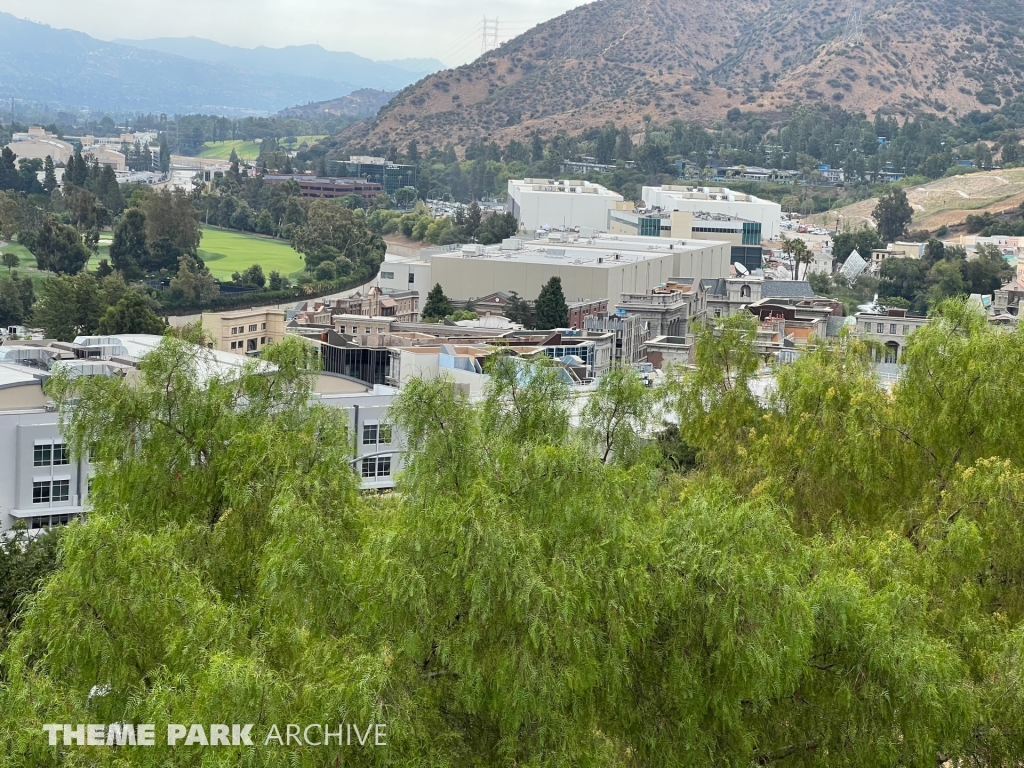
top-left (0, 0), bottom-right (590, 65)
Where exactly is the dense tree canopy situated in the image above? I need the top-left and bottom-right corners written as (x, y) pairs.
top-left (2, 292), bottom-right (1024, 767)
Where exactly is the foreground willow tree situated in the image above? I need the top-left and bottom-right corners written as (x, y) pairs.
top-left (1, 305), bottom-right (1023, 766)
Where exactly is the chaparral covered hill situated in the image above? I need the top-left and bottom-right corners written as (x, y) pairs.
top-left (334, 0), bottom-right (1024, 153)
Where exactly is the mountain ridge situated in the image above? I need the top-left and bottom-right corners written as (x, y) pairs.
top-left (113, 36), bottom-right (443, 91)
top-left (337, 0), bottom-right (1024, 152)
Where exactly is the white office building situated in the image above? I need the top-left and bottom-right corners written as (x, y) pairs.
top-left (642, 185), bottom-right (782, 241)
top-left (507, 179), bottom-right (624, 232)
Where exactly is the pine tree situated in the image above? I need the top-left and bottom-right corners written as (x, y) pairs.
top-left (42, 156), bottom-right (57, 194)
top-left (71, 148), bottom-right (88, 187)
top-left (873, 188), bottom-right (914, 243)
top-left (62, 154), bottom-right (76, 191)
top-left (534, 276), bottom-right (569, 329)
top-left (421, 282), bottom-right (453, 320)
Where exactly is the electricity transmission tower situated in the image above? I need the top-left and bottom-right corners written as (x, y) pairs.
top-left (481, 17), bottom-right (500, 54)
top-left (843, 1), bottom-right (864, 44)
top-left (563, 13), bottom-right (582, 60)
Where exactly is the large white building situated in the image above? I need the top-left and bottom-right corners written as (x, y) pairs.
top-left (425, 233), bottom-right (731, 304)
top-left (642, 185), bottom-right (782, 241)
top-left (507, 179), bottom-right (624, 232)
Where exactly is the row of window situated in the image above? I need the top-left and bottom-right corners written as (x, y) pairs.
top-left (229, 336), bottom-right (273, 351)
top-left (33, 479), bottom-right (70, 504)
top-left (30, 513), bottom-right (78, 530)
top-left (342, 326), bottom-right (387, 335)
top-left (363, 423), bottom-right (392, 446)
top-left (361, 456), bottom-right (392, 478)
top-left (230, 322), bottom-right (268, 335)
top-left (866, 323), bottom-right (913, 336)
top-left (34, 443), bottom-right (70, 467)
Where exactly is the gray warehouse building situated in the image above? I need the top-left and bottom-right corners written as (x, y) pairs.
top-left (427, 234), bottom-right (731, 304)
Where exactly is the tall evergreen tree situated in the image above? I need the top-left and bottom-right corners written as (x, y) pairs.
top-left (534, 275), bottom-right (569, 329)
top-left (31, 217), bottom-right (90, 275)
top-left (421, 282), bottom-right (454, 320)
top-left (42, 156), bottom-right (57, 194)
top-left (109, 208), bottom-right (149, 279)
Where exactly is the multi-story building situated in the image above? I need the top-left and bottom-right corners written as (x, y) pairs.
top-left (332, 287), bottom-right (420, 323)
top-left (642, 185), bottom-right (782, 241)
top-left (704, 278), bottom-right (819, 319)
top-left (583, 313), bottom-right (649, 365)
top-left (345, 156), bottom-right (418, 196)
top-left (4, 125), bottom-right (74, 164)
top-left (507, 178), bottom-right (624, 232)
top-left (262, 175), bottom-right (384, 206)
top-left (994, 262), bottom-right (1024, 317)
top-left (608, 208), bottom-right (764, 272)
top-left (201, 308), bottom-right (286, 355)
top-left (853, 308), bottom-right (931, 363)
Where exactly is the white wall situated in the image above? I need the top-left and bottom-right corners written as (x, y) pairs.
top-left (510, 185), bottom-right (623, 231)
top-left (643, 187), bottom-right (782, 240)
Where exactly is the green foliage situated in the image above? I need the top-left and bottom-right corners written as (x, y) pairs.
top-left (421, 282), bottom-right (453, 321)
top-left (30, 216), bottom-right (90, 275)
top-left (873, 187), bottom-right (915, 242)
top-left (1, 252), bottom-right (19, 272)
top-left (534, 276), bottom-right (569, 330)
top-left (0, 272), bottom-right (35, 326)
top-left (291, 199), bottom-right (386, 275)
top-left (833, 227), bottom-right (884, 264)
top-left (0, 524), bottom-right (61, 651)
top-left (96, 291), bottom-right (167, 335)
top-left (109, 207), bottom-right (149, 279)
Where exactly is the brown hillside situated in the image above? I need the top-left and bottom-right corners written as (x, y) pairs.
top-left (809, 167), bottom-right (1024, 232)
top-left (336, 0), bottom-right (1024, 152)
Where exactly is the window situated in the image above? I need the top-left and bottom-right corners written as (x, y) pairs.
top-left (261, 322), bottom-right (267, 330)
top-left (876, 323), bottom-right (884, 334)
top-left (53, 443), bottom-right (70, 466)
top-left (52, 479), bottom-right (70, 502)
top-left (261, 337), bottom-right (266, 345)
top-left (361, 456), bottom-right (391, 478)
top-left (230, 341), bottom-right (237, 350)
top-left (714, 308), bottom-right (722, 318)
top-left (889, 324), bottom-right (897, 335)
top-left (232, 327), bottom-right (238, 335)
top-left (863, 323), bottom-right (871, 333)
top-left (378, 424), bottom-right (392, 445)
top-left (247, 339), bottom-right (257, 352)
top-left (363, 423), bottom-right (378, 446)
top-left (31, 513), bottom-right (76, 530)
top-left (33, 481), bottom-right (50, 504)
top-left (903, 325), bottom-right (910, 335)
top-left (249, 324), bottom-right (258, 332)
top-left (740, 285), bottom-right (751, 298)
top-left (408, 273), bottom-right (415, 284)
top-left (381, 271), bottom-right (394, 280)
top-left (377, 327), bottom-right (384, 334)
top-left (364, 327), bottom-right (371, 334)
top-left (34, 444), bottom-right (52, 467)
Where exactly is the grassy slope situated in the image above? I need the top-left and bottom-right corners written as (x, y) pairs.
top-left (810, 167), bottom-right (1024, 231)
top-left (197, 136), bottom-right (327, 161)
top-left (198, 227), bottom-right (306, 280)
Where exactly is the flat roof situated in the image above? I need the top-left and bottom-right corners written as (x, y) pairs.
top-left (431, 235), bottom-right (728, 269)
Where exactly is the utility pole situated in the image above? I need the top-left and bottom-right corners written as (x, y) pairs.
top-left (481, 17), bottom-right (500, 54)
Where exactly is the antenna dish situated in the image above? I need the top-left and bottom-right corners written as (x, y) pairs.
top-left (733, 262), bottom-right (750, 275)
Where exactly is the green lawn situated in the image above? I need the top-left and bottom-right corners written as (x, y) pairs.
top-left (197, 140), bottom-right (262, 161)
top-left (197, 135), bottom-right (326, 161)
top-left (198, 227), bottom-right (306, 280)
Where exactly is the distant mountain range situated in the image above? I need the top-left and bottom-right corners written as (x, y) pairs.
top-left (275, 90), bottom-right (398, 120)
top-left (342, 0), bottom-right (1024, 151)
top-left (0, 13), bottom-right (442, 117)
top-left (114, 36), bottom-right (443, 92)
